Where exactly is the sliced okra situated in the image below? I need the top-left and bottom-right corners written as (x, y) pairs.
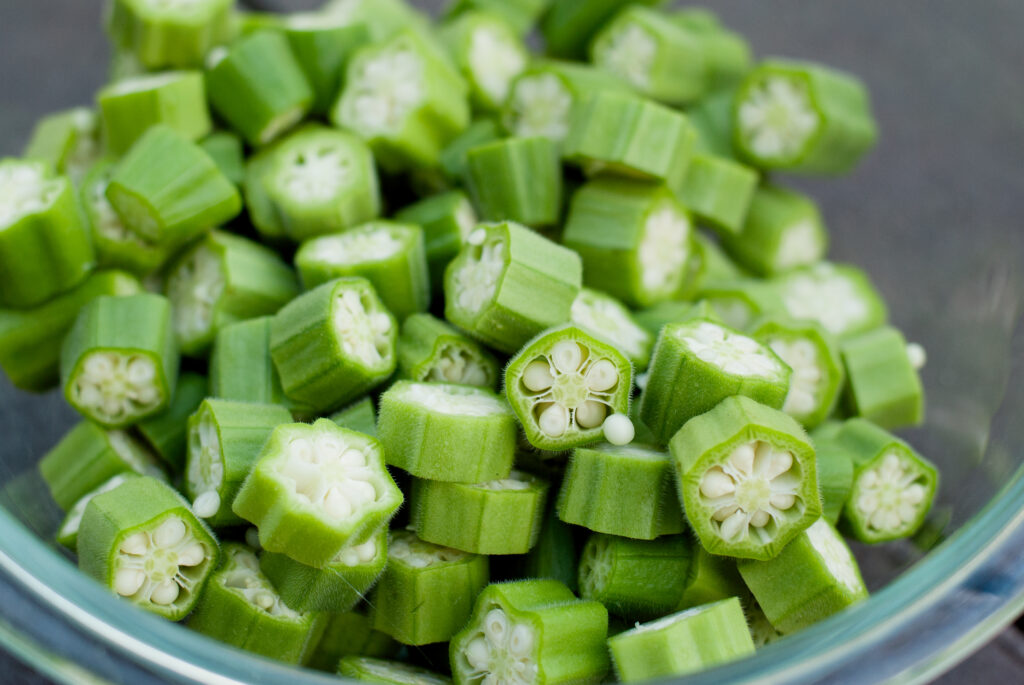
top-left (330, 397), bottom-right (378, 437)
top-left (465, 137), bottom-right (563, 228)
top-left (439, 118), bottom-right (501, 183)
top-left (813, 435), bottom-right (856, 526)
top-left (22, 107), bottom-right (101, 183)
top-left (321, 0), bottom-right (432, 42)
top-left (281, 14), bottom-right (371, 116)
top-left (439, 11), bottom-right (529, 112)
top-left (445, 0), bottom-right (548, 37)
top-left (199, 131), bottom-right (245, 187)
top-left (841, 326), bottom-right (925, 429)
top-left (77, 476), bottom-right (219, 620)
top-left (371, 529), bottom-right (489, 646)
top-left (232, 419), bottom-right (403, 568)
top-left (394, 191), bottom-right (477, 294)
top-left (106, 0), bottom-right (234, 69)
top-left (397, 313), bottom-right (498, 388)
top-left (688, 88), bottom-right (740, 159)
top-left (541, 0), bottom-right (663, 60)
top-left (697, 278), bottom-right (786, 332)
top-left (378, 381), bottom-right (517, 483)
top-left (57, 473), bottom-right (140, 550)
top-left (339, 656), bottom-right (451, 684)
top-left (669, 10), bottom-right (752, 90)
top-left (676, 154), bottom-right (759, 236)
top-left (209, 317), bottom-right (304, 411)
top-left (512, 501), bottom-right (580, 593)
top-left (307, 609), bottom-right (397, 672)
top-left (449, 578), bottom-right (610, 685)
top-left (694, 232), bottom-right (747, 282)
top-left (570, 289), bottom-right (654, 370)
top-left (676, 544), bottom-right (749, 611)
top-left (774, 262), bottom-right (888, 339)
top-left (632, 299), bottom-right (724, 339)
top-left (135, 371), bottom-right (208, 472)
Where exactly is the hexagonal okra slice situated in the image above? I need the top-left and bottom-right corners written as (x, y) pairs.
top-left (772, 261), bottom-right (888, 339)
top-left (840, 326), bottom-right (925, 430)
top-left (397, 313), bottom-right (499, 388)
top-left (232, 419), bottom-right (403, 568)
top-left (670, 396), bottom-right (821, 560)
top-left (570, 288), bottom-right (654, 371)
top-left (339, 656), bottom-right (452, 684)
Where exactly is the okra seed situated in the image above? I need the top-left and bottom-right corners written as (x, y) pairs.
top-left (906, 342), bottom-right (927, 370)
top-left (584, 359), bottom-right (618, 392)
top-left (467, 637), bottom-right (491, 670)
top-left (151, 579), bottom-right (180, 605)
top-left (338, 448), bottom-right (367, 468)
top-left (522, 360), bottom-right (554, 392)
top-left (178, 543), bottom-right (206, 567)
top-left (538, 403), bottom-right (568, 437)
top-left (114, 568), bottom-right (146, 596)
top-left (602, 413), bottom-right (635, 445)
top-left (324, 488), bottom-right (354, 519)
top-left (120, 532), bottom-right (149, 556)
top-left (574, 400), bottom-right (606, 428)
top-left (550, 340), bottom-right (583, 374)
top-left (192, 491), bottom-right (220, 519)
top-left (153, 517), bottom-right (187, 548)
top-left (738, 76), bottom-right (821, 159)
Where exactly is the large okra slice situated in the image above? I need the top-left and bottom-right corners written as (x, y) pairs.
top-left (670, 396), bottom-right (821, 560)
top-left (394, 191), bottom-right (477, 294)
top-left (570, 289), bottom-right (653, 370)
top-left (232, 419), bottom-right (403, 567)
top-left (444, 222), bottom-right (581, 354)
top-left (773, 262), bottom-right (888, 339)
top-left (135, 371), bottom-right (207, 471)
top-left (841, 326), bottom-right (924, 429)
top-left (23, 107), bottom-right (101, 183)
top-left (106, 0), bottom-right (234, 70)
top-left (449, 578), bottom-right (610, 684)
top-left (505, 326), bottom-right (633, 451)
top-left (371, 530), bottom-right (489, 646)
top-left (378, 381), bottom-right (517, 483)
top-left (307, 609), bottom-right (397, 672)
top-left (439, 11), bottom-right (529, 112)
top-left (397, 314), bottom-right (498, 388)
top-left (57, 473), bottom-right (140, 550)
top-left (209, 317), bottom-right (307, 412)
top-left (339, 657), bottom-right (451, 684)
top-left (465, 137), bottom-right (563, 228)
top-left (61, 293), bottom-right (179, 428)
top-left (77, 476), bottom-right (219, 620)
top-left (723, 185), bottom-right (828, 276)
top-left (281, 14), bottom-right (371, 116)
top-left (270, 278), bottom-right (397, 413)
top-left (639, 319), bottom-right (791, 444)
top-left (540, 0), bottom-right (662, 60)
top-left (675, 154), bottom-right (759, 236)
top-left (331, 397), bottom-right (378, 437)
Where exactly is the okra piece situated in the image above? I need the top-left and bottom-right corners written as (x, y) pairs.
top-left (688, 88), bottom-right (740, 159)
top-left (774, 262), bottom-right (888, 338)
top-left (722, 185), bottom-right (828, 276)
top-left (198, 131), bottom-right (245, 187)
top-left (57, 473), bottom-right (140, 550)
top-left (23, 107), bottom-right (101, 182)
top-left (607, 598), bottom-right (755, 682)
top-left (135, 371), bottom-right (208, 471)
top-left (733, 59), bottom-right (878, 175)
top-left (557, 443), bottom-right (684, 539)
top-left (639, 319), bottom-right (791, 444)
top-left (505, 325), bottom-right (633, 451)
top-left (694, 231), bottom-right (747, 282)
top-left (295, 221), bottom-right (430, 321)
top-left (813, 435), bottom-right (856, 526)
top-left (738, 519), bottom-right (868, 633)
top-left (271, 278), bottom-right (396, 412)
top-left (444, 221), bottom-right (581, 354)
top-left (397, 314), bottom-right (498, 388)
top-left (372, 530), bottom-right (489, 646)
top-left (670, 10), bottom-right (752, 90)
top-left (675, 154), bottom-right (758, 235)
top-left (697, 278), bottom-right (786, 332)
top-left (578, 533), bottom-right (691, 618)
top-left (745, 601), bottom-right (784, 648)
top-left (841, 326), bottom-right (925, 429)
top-left (570, 289), bottom-right (653, 370)
top-left (339, 657), bottom-right (451, 684)
top-left (540, 0), bottom-right (662, 60)
top-left (281, 14), bottom-right (371, 116)
top-left (330, 397), bottom-right (378, 437)
top-left (394, 191), bottom-right (477, 294)
top-left (209, 317), bottom-right (305, 412)
top-left (307, 609), bottom-right (397, 672)
top-left (676, 544), bottom-right (748, 610)
top-left (61, 294), bottom-right (178, 428)
top-left (449, 578), bottom-right (610, 684)
top-left (233, 419), bottom-right (403, 567)
top-left (77, 476), bottom-right (219, 620)
top-left (670, 396), bottom-right (821, 560)
top-left (512, 502), bottom-right (579, 592)
top-left (321, 0), bottom-right (432, 43)
top-left (378, 381), bottom-right (516, 482)
top-left (835, 419), bottom-right (938, 543)
top-left (562, 178), bottom-right (693, 309)
top-left (439, 118), bottom-right (501, 183)
top-left (188, 544), bottom-right (324, 663)
top-left (445, 0), bottom-right (548, 37)
top-left (465, 137), bottom-right (563, 228)
top-left (439, 11), bottom-right (529, 112)
top-left (106, 0), bottom-right (234, 70)
top-left (633, 299), bottom-right (724, 338)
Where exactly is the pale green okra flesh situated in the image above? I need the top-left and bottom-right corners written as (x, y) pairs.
top-left (570, 288), bottom-right (654, 370)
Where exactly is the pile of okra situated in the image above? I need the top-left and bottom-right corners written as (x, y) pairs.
top-left (1, 0), bottom-right (936, 681)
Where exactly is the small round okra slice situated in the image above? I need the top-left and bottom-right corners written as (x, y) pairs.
top-left (505, 325), bottom-right (633, 451)
top-left (841, 326), bottom-right (925, 430)
top-left (773, 262), bottom-right (888, 339)
top-left (23, 107), bottom-right (101, 183)
top-left (371, 530), bottom-right (489, 646)
top-left (57, 473), bottom-right (139, 550)
top-left (77, 476), bottom-right (219, 621)
top-left (307, 608), bottom-right (398, 672)
top-left (449, 578), bottom-right (610, 685)
top-left (465, 137), bottom-right (563, 229)
top-left (378, 381), bottom-right (517, 483)
top-left (444, 221), bottom-right (582, 354)
top-left (106, 0), bottom-right (234, 70)
top-left (232, 419), bottom-right (403, 568)
top-left (570, 288), bottom-right (653, 371)
top-left (270, 278), bottom-right (397, 413)
top-left (281, 14), bottom-right (371, 116)
top-left (439, 10), bottom-right (529, 112)
top-left (339, 656), bottom-right (451, 685)
top-left (397, 313), bottom-right (499, 388)
top-left (738, 518), bottom-right (868, 634)
top-left (675, 153), bottom-right (759, 236)
top-left (670, 395), bottom-right (821, 561)
top-left (135, 371), bottom-right (208, 472)
top-left (394, 191), bottom-right (477, 294)
top-left (607, 597), bottom-right (755, 683)
top-left (639, 319), bottom-right (791, 444)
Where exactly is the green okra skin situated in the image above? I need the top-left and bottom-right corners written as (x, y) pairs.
top-left (439, 118), bottom-right (502, 183)
top-left (694, 231), bottom-right (747, 282)
top-left (61, 294), bottom-right (179, 429)
top-left (540, 0), bottom-right (663, 60)
top-left (570, 288), bottom-right (654, 370)
top-left (465, 137), bottom-right (563, 228)
top-left (294, 221), bottom-right (431, 321)
top-left (199, 131), bottom-right (245, 187)
top-left (632, 299), bottom-right (724, 338)
top-left (813, 436), bottom-right (856, 526)
top-left (557, 443), bottom-right (684, 540)
top-left (675, 544), bottom-right (749, 610)
top-left (670, 396), bottom-right (821, 561)
top-left (321, 0), bottom-right (432, 43)
top-left (738, 518), bottom-right (868, 634)
top-left (394, 191), bottom-right (477, 294)
top-left (188, 544), bottom-right (324, 664)
top-left (505, 325), bottom-right (633, 451)
top-left (438, 11), bottom-right (529, 112)
top-left (669, 10), bottom-right (752, 90)
top-left (841, 326), bottom-right (925, 429)
top-left (445, 0), bottom-right (549, 37)
top-left (281, 16), bottom-right (372, 116)
top-left (232, 419), bottom-right (403, 567)
top-left (77, 476), bottom-right (220, 621)
top-left (106, 0), bottom-right (234, 70)
top-left (449, 578), bottom-right (610, 685)
top-left (745, 600), bottom-right (784, 648)
top-left (270, 278), bottom-right (397, 413)
top-left (339, 656), bottom-right (451, 684)
top-left (22, 107), bottom-right (101, 183)
top-left (772, 262), bottom-right (888, 339)
top-left (608, 597), bottom-right (755, 682)
top-left (378, 381), bottom-right (517, 483)
top-left (562, 178), bottom-right (693, 309)
top-left (639, 319), bottom-right (791, 444)
top-left (675, 154), bottom-right (759, 235)
top-left (209, 317), bottom-right (309, 413)
top-left (307, 609), bottom-right (398, 672)
top-left (57, 473), bottom-right (140, 550)
top-left (135, 371), bottom-right (208, 472)
top-left (697, 278), bottom-right (787, 332)
top-left (242, 138), bottom-right (290, 242)
top-left (513, 501), bottom-right (579, 593)
top-left (396, 313), bottom-right (499, 388)
top-left (733, 59), bottom-right (878, 175)
top-left (444, 221), bottom-right (582, 354)
top-left (330, 397), bottom-right (378, 437)
top-left (687, 88), bottom-right (741, 159)
top-left (371, 530), bottom-right (490, 646)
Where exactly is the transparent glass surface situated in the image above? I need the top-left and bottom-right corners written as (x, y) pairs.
top-left (1, 0), bottom-right (1023, 683)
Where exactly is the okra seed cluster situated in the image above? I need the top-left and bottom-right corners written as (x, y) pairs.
top-left (452, 234), bottom-right (505, 313)
top-left (424, 343), bottom-right (490, 385)
top-left (521, 340), bottom-right (620, 437)
top-left (186, 413), bottom-right (223, 518)
top-left (333, 289), bottom-right (393, 365)
top-left (856, 453), bottom-right (929, 532)
top-left (71, 352), bottom-right (161, 422)
top-left (390, 531), bottom-right (465, 568)
top-left (596, 23), bottom-right (656, 91)
top-left (335, 537), bottom-right (380, 567)
top-left (402, 382), bottom-right (506, 416)
top-left (507, 74), bottom-right (573, 140)
top-left (115, 516), bottom-right (208, 605)
top-left (463, 607), bottom-right (537, 685)
top-left (279, 434), bottom-right (380, 520)
top-left (738, 76), bottom-right (820, 159)
top-left (167, 247), bottom-right (225, 342)
top-left (683, 322), bottom-right (783, 378)
top-left (0, 164), bottom-right (60, 225)
top-left (768, 338), bottom-right (823, 415)
top-left (781, 267), bottom-right (870, 335)
top-left (469, 27), bottom-right (526, 105)
top-left (804, 520), bottom-right (862, 593)
top-left (277, 146), bottom-right (352, 202)
top-left (638, 205), bottom-right (691, 297)
top-left (342, 47), bottom-right (424, 135)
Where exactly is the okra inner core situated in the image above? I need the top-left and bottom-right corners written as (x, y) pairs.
top-left (571, 292), bottom-right (649, 361)
top-left (452, 231), bottom-right (506, 315)
top-left (578, 535), bottom-right (612, 596)
top-left (186, 409), bottom-right (223, 519)
top-left (70, 352), bottom-right (164, 424)
top-left (593, 20), bottom-right (656, 90)
top-left (340, 44), bottom-right (425, 136)
top-left (775, 219), bottom-right (822, 270)
top-left (389, 530), bottom-right (466, 568)
top-left (313, 228), bottom-right (403, 265)
top-left (220, 547), bottom-right (302, 618)
top-left (275, 143), bottom-right (352, 203)
top-left (781, 270), bottom-right (868, 336)
top-left (638, 204), bottom-right (691, 299)
top-left (681, 322), bottom-right (785, 379)
top-left (59, 474), bottom-right (135, 542)
top-left (854, 452), bottom-right (929, 534)
top-left (88, 176), bottom-right (146, 245)
top-left (459, 603), bottom-right (538, 685)
top-left (334, 535), bottom-right (381, 567)
top-left (470, 26), bottom-right (526, 105)
top-left (0, 162), bottom-right (61, 227)
top-left (477, 471), bottom-right (533, 491)
top-left (332, 288), bottom-right (393, 367)
top-left (400, 382), bottom-right (507, 417)
top-left (167, 245), bottom-right (226, 345)
top-left (507, 74), bottom-right (573, 141)
top-left (113, 515), bottom-right (212, 607)
top-left (768, 336), bottom-right (824, 416)
top-left (738, 74), bottom-right (821, 161)
top-left (805, 519), bottom-right (861, 592)
top-left (424, 343), bottom-right (490, 386)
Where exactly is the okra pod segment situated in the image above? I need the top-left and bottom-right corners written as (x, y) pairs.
top-left (773, 262), bottom-right (888, 339)
top-left (23, 107), bottom-right (101, 182)
top-left (570, 289), bottom-right (654, 370)
top-left (394, 191), bottom-right (477, 294)
top-left (339, 657), bottom-right (451, 684)
top-left (439, 118), bottom-right (502, 183)
top-left (841, 326), bottom-right (925, 429)
top-left (281, 14), bottom-right (372, 116)
top-left (321, 0), bottom-right (432, 43)
top-left (135, 371), bottom-right (208, 472)
top-left (106, 0), bottom-right (234, 70)
top-left (199, 131), bottom-right (245, 187)
top-left (397, 313), bottom-right (498, 388)
top-left (670, 9), bottom-right (752, 90)
top-left (439, 10), bottom-right (529, 112)
top-left (209, 317), bottom-right (305, 412)
top-left (675, 154), bottom-right (758, 236)
top-left (540, 0), bottom-right (663, 60)
top-left (464, 137), bottom-right (563, 229)
top-left (676, 544), bottom-right (749, 611)
top-left (812, 435), bottom-right (856, 526)
top-left (57, 473), bottom-right (139, 550)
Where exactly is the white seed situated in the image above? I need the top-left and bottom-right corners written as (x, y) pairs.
top-left (904, 483), bottom-right (926, 504)
top-left (720, 511), bottom-right (747, 540)
top-left (602, 414), bottom-right (635, 446)
top-left (712, 503), bottom-right (739, 522)
top-left (700, 468), bottom-right (736, 499)
top-left (906, 342), bottom-right (927, 370)
top-left (729, 443), bottom-right (755, 475)
top-left (522, 360), bottom-right (554, 392)
top-left (150, 580), bottom-right (180, 605)
top-left (574, 400), bottom-right (606, 429)
top-left (245, 527), bottom-right (262, 551)
top-left (372, 312), bottom-right (393, 333)
top-left (508, 624), bottom-right (534, 657)
top-left (126, 357), bottom-right (156, 384)
top-left (765, 450), bottom-right (794, 480)
top-left (537, 404), bottom-right (569, 437)
top-left (339, 448), bottom-right (367, 468)
top-left (178, 542), bottom-right (207, 567)
top-left (354, 539), bottom-right (378, 562)
top-left (84, 354), bottom-right (114, 379)
top-left (584, 359), bottom-right (618, 392)
top-left (549, 340), bottom-right (582, 374)
top-left (120, 532), bottom-right (149, 556)
top-left (484, 608), bottom-right (509, 645)
top-left (114, 568), bottom-right (145, 596)
top-left (289, 437), bottom-right (314, 461)
top-left (324, 487), bottom-right (353, 519)
top-left (254, 591), bottom-right (276, 610)
top-left (770, 493), bottom-right (796, 510)
top-left (340, 479), bottom-right (377, 507)
top-left (466, 636), bottom-right (491, 671)
top-left (153, 517), bottom-right (187, 548)
top-left (192, 491), bottom-right (221, 519)
top-left (750, 510), bottom-right (771, 527)
top-left (468, 228), bottom-right (487, 246)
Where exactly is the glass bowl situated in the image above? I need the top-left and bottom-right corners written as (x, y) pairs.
top-left (1, 0), bottom-right (1023, 683)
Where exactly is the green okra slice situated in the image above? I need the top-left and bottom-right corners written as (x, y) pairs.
top-left (397, 313), bottom-right (498, 388)
top-left (676, 544), bottom-right (748, 610)
top-left (745, 600), bottom-right (784, 648)
top-left (106, 0), bottom-right (234, 70)
top-left (321, 0), bottom-right (432, 43)
top-left (372, 530), bottom-right (489, 646)
top-left (438, 11), bottom-right (529, 112)
top-left (694, 231), bottom-right (747, 282)
top-left (557, 443), bottom-right (683, 540)
top-left (464, 137), bottom-right (563, 229)
top-left (105, 125), bottom-right (241, 245)
top-left (834, 419), bottom-right (937, 543)
top-left (570, 289), bottom-right (653, 370)
top-left (540, 0), bottom-right (662, 60)
top-left (445, 0), bottom-right (548, 37)
top-left (669, 10), bottom-right (752, 90)
top-left (233, 419), bottom-right (403, 567)
top-left (307, 609), bottom-right (398, 672)
top-left (185, 399), bottom-right (292, 528)
top-left (295, 221), bottom-right (430, 321)
top-left (675, 154), bottom-right (758, 235)
top-left (505, 325), bottom-right (633, 451)
top-left (209, 317), bottom-right (307, 412)
top-left (188, 543), bottom-right (324, 664)
top-left (198, 131), bottom-right (245, 187)
top-left (281, 14), bottom-right (371, 116)
top-left (639, 319), bottom-right (790, 444)
top-left (439, 118), bottom-right (501, 183)
top-left (270, 278), bottom-right (397, 413)
top-left (444, 221), bottom-right (581, 354)
top-left (411, 470), bottom-right (549, 555)
top-left (733, 59), bottom-right (878, 175)
top-left (77, 476), bottom-right (219, 620)
top-left (135, 371), bottom-right (207, 471)
top-left (449, 578), bottom-right (610, 685)
top-left (394, 191), bottom-right (477, 294)
top-left (697, 278), bottom-right (786, 332)
top-left (813, 436), bottom-right (856, 526)
top-left (632, 299), bottom-right (724, 338)
top-left (562, 178), bottom-right (693, 309)
top-left (607, 597), bottom-right (755, 682)
top-left (57, 473), bottom-right (140, 550)
top-left (61, 293), bottom-right (179, 428)
top-left (0, 158), bottom-right (95, 309)
top-left (23, 107), bottom-right (101, 183)
top-left (688, 88), bottom-right (740, 159)
top-left (841, 326), bottom-right (925, 429)
top-left (670, 396), bottom-right (821, 561)
top-left (738, 518), bottom-right (868, 633)
top-left (378, 381), bottom-right (517, 483)
top-left (773, 262), bottom-right (888, 339)
top-left (339, 656), bottom-right (451, 684)
top-left (330, 397), bottom-right (378, 437)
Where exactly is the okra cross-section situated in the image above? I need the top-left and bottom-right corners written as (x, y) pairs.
top-left (339, 656), bottom-right (451, 684)
top-left (232, 419), bottom-right (403, 568)
top-left (570, 289), bottom-right (654, 371)
top-left (397, 313), bottom-right (498, 388)
top-left (439, 10), bottom-right (529, 112)
top-left (505, 325), bottom-right (633, 451)
top-left (670, 396), bottom-right (821, 560)
top-left (106, 0), bottom-right (234, 70)
top-left (773, 262), bottom-right (888, 339)
top-left (841, 326), bottom-right (924, 429)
